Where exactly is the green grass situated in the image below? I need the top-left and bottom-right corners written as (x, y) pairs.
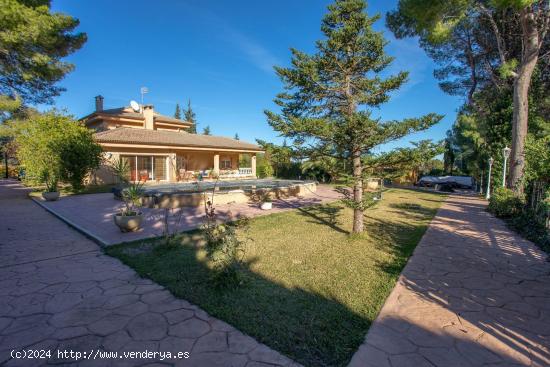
top-left (28, 183), bottom-right (115, 198)
top-left (106, 188), bottom-right (446, 366)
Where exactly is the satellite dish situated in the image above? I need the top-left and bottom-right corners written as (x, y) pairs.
top-left (130, 100), bottom-right (140, 112)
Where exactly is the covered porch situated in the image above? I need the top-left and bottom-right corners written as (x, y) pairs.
top-left (92, 127), bottom-right (263, 185)
top-left (170, 150), bottom-right (257, 182)
top-left (95, 146), bottom-right (258, 184)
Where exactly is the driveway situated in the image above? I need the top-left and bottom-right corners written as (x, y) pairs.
top-left (0, 180), bottom-right (299, 366)
top-left (350, 194), bottom-right (550, 367)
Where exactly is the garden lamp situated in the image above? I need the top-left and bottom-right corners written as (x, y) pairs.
top-left (486, 157), bottom-right (494, 200)
top-left (502, 146), bottom-right (511, 187)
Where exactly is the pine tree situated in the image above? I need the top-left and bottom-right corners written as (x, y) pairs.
top-left (234, 133), bottom-right (239, 140)
top-left (0, 0), bottom-right (87, 104)
top-left (387, 0), bottom-right (550, 192)
top-left (203, 125), bottom-right (211, 135)
top-left (184, 99), bottom-right (197, 134)
top-left (174, 103), bottom-right (181, 119)
top-left (265, 0), bottom-right (442, 233)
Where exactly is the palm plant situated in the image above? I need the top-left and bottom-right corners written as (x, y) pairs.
top-left (44, 171), bottom-right (59, 192)
top-left (120, 181), bottom-right (144, 216)
top-left (109, 157), bottom-right (130, 186)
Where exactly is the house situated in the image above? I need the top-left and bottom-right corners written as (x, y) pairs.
top-left (82, 96), bottom-right (263, 184)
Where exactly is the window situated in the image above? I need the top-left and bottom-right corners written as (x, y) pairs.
top-left (154, 156), bottom-right (166, 180)
top-left (120, 155), bottom-right (134, 181)
top-left (137, 156), bottom-right (152, 181)
top-left (221, 158), bottom-right (232, 169)
top-left (119, 155), bottom-right (167, 181)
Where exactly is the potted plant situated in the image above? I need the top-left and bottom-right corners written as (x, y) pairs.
top-left (259, 191), bottom-right (272, 210)
top-left (42, 174), bottom-right (60, 201)
top-left (114, 182), bottom-right (144, 232)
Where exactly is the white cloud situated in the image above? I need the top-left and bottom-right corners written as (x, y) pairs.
top-left (383, 34), bottom-right (431, 97)
top-left (188, 3), bottom-right (281, 75)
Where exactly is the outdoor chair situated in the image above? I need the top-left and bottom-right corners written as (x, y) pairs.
top-left (183, 171), bottom-right (195, 181)
top-left (139, 170), bottom-right (149, 182)
top-left (178, 169), bottom-right (186, 182)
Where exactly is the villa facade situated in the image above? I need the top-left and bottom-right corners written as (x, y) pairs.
top-left (82, 96), bottom-right (263, 184)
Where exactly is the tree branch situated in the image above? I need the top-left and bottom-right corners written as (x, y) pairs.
top-left (477, 3), bottom-right (518, 77)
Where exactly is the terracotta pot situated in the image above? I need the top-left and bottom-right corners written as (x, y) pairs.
top-left (260, 202), bottom-right (272, 210)
top-left (42, 191), bottom-right (60, 201)
top-left (114, 213), bottom-right (143, 232)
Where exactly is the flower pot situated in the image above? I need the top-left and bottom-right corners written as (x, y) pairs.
top-left (260, 202), bottom-right (272, 210)
top-left (114, 213), bottom-right (143, 232)
top-left (42, 191), bottom-right (60, 201)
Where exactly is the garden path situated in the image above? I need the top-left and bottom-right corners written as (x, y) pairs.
top-left (350, 193), bottom-right (550, 367)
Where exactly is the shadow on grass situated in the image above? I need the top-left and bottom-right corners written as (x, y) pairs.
top-left (388, 202), bottom-right (436, 217)
top-left (294, 204), bottom-right (347, 234)
top-left (106, 232), bottom-right (369, 367)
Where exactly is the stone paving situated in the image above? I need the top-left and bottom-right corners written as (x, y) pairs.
top-left (349, 193), bottom-right (550, 367)
top-left (0, 180), bottom-right (300, 366)
top-left (36, 184), bottom-right (341, 245)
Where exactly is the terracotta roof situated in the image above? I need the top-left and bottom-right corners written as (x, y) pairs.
top-left (82, 107), bottom-right (192, 126)
top-left (94, 127), bottom-right (262, 151)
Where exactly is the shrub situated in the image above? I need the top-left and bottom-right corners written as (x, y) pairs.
top-left (509, 209), bottom-right (550, 253)
top-left (488, 187), bottom-right (525, 218)
top-left (9, 111), bottom-right (102, 191)
top-left (0, 165), bottom-right (18, 178)
top-left (59, 127), bottom-right (103, 191)
top-left (257, 162), bottom-right (274, 178)
top-left (201, 196), bottom-right (249, 288)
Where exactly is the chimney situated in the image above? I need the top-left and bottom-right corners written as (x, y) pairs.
top-left (95, 95), bottom-right (104, 112)
top-left (143, 105), bottom-right (154, 130)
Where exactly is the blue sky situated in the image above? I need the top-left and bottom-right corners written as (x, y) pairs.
top-left (47, 0), bottom-right (462, 152)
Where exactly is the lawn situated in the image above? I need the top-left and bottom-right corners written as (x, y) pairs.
top-left (28, 183), bottom-right (116, 198)
top-left (106, 188), bottom-right (446, 366)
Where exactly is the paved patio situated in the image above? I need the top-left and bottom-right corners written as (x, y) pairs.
top-left (350, 194), bottom-right (550, 367)
top-left (3, 179), bottom-right (550, 367)
top-left (35, 184), bottom-right (341, 246)
top-left (0, 180), bottom-right (300, 366)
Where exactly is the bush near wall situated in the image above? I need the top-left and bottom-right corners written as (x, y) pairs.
top-left (488, 186), bottom-right (550, 253)
top-left (488, 187), bottom-right (525, 218)
top-left (509, 209), bottom-right (550, 253)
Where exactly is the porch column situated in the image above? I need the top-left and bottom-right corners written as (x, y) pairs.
top-left (168, 153), bottom-right (177, 182)
top-left (213, 153), bottom-right (220, 176)
top-left (251, 154), bottom-right (257, 178)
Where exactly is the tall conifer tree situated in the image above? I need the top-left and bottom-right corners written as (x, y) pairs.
top-left (174, 103), bottom-right (181, 119)
top-left (266, 0), bottom-right (442, 233)
top-left (184, 99), bottom-right (197, 133)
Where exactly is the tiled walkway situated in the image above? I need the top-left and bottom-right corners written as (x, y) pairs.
top-left (36, 185), bottom-right (341, 245)
top-left (0, 180), bottom-right (299, 366)
top-left (350, 194), bottom-right (550, 367)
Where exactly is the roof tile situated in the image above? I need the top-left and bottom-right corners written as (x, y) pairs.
top-left (94, 128), bottom-right (262, 151)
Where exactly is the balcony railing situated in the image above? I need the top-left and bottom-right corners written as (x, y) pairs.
top-left (238, 167), bottom-right (253, 175)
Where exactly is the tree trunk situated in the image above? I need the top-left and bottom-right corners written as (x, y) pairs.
top-left (352, 149), bottom-right (363, 233)
top-left (509, 8), bottom-right (540, 192)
